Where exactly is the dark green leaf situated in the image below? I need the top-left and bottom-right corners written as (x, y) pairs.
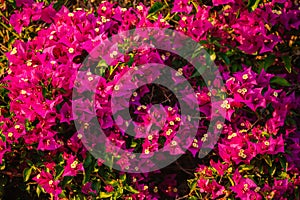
top-left (0, 133), bottom-right (6, 142)
top-left (126, 54), bottom-right (135, 67)
top-left (53, 0), bottom-right (65, 11)
top-left (259, 54), bottom-right (275, 72)
top-left (279, 156), bottom-right (287, 171)
top-left (120, 174), bottom-right (126, 183)
top-left (270, 76), bottom-right (291, 87)
top-left (230, 63), bottom-right (240, 72)
top-left (263, 155), bottom-right (272, 167)
top-left (84, 153), bottom-right (93, 168)
top-left (282, 55), bottom-right (292, 73)
top-left (55, 165), bottom-right (64, 180)
top-left (61, 176), bottom-right (73, 187)
top-left (218, 52), bottom-right (230, 65)
top-left (148, 2), bottom-right (164, 15)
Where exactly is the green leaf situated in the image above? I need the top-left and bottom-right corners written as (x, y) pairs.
top-left (238, 164), bottom-right (254, 172)
top-left (247, 0), bottom-right (261, 12)
top-left (148, 2), bottom-right (164, 15)
top-left (106, 179), bottom-right (118, 187)
top-left (95, 67), bottom-right (107, 78)
top-left (259, 54), bottom-right (275, 72)
top-left (173, 14), bottom-right (180, 21)
top-left (124, 185), bottom-right (139, 194)
top-left (84, 153), bottom-right (93, 168)
top-left (99, 192), bottom-right (113, 198)
top-left (279, 171), bottom-right (288, 179)
top-left (53, 0), bottom-right (65, 11)
top-left (210, 52), bottom-right (216, 61)
top-left (263, 155), bottom-right (272, 167)
top-left (58, 191), bottom-right (67, 198)
top-left (271, 166), bottom-right (277, 176)
top-left (279, 156), bottom-right (287, 171)
top-left (188, 196), bottom-right (198, 200)
top-left (230, 63), bottom-right (240, 72)
top-left (23, 167), bottom-right (32, 182)
top-left (115, 187), bottom-right (124, 198)
top-left (218, 52), bottom-right (230, 65)
top-left (126, 54), bottom-right (135, 67)
top-left (120, 174), bottom-right (126, 183)
top-left (61, 176), bottom-right (73, 187)
top-left (58, 153), bottom-right (65, 165)
top-left (26, 160), bottom-right (34, 167)
top-left (83, 166), bottom-right (92, 185)
top-left (282, 55), bottom-right (292, 73)
top-left (296, 186), bottom-right (299, 199)
top-left (130, 141), bottom-right (137, 148)
top-left (270, 76), bottom-right (291, 87)
top-left (191, 45), bottom-right (204, 59)
top-left (55, 165), bottom-right (64, 180)
top-left (187, 179), bottom-right (197, 190)
top-left (0, 133), bottom-right (6, 142)
top-left (36, 185), bottom-right (42, 197)
top-left (25, 184), bottom-right (31, 192)
top-left (83, 153), bottom-right (97, 184)
top-left (227, 175), bottom-right (235, 186)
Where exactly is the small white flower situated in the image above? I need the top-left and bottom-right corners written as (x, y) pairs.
top-left (114, 85), bottom-right (120, 90)
top-left (137, 5), bottom-right (143, 11)
top-left (10, 47), bottom-right (17, 55)
top-left (68, 48), bottom-right (75, 54)
top-left (242, 74), bottom-right (248, 80)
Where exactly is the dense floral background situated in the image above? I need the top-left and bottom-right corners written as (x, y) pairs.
top-left (0, 0), bottom-right (299, 199)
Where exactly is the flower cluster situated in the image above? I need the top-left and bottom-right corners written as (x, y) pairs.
top-left (0, 0), bottom-right (299, 199)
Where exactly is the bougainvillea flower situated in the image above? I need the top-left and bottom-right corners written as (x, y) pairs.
top-left (59, 102), bottom-right (73, 124)
top-left (82, 182), bottom-right (97, 195)
top-left (62, 155), bottom-right (84, 177)
top-left (33, 171), bottom-right (62, 198)
top-left (9, 10), bottom-right (30, 34)
top-left (210, 159), bottom-right (228, 176)
top-left (104, 185), bottom-right (114, 193)
top-left (2, 0), bottom-right (300, 199)
top-left (0, 139), bottom-right (10, 164)
top-left (15, 0), bottom-right (34, 7)
top-left (212, 0), bottom-right (234, 6)
top-left (230, 169), bottom-right (261, 199)
top-left (171, 0), bottom-right (193, 14)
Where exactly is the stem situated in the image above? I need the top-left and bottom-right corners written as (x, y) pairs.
top-left (0, 43), bottom-right (8, 52)
top-left (0, 21), bottom-right (21, 39)
top-left (227, 174), bottom-right (234, 186)
top-left (191, 1), bottom-right (199, 12)
top-left (175, 160), bottom-right (194, 176)
top-left (175, 194), bottom-right (189, 200)
top-left (163, 0), bottom-right (169, 7)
